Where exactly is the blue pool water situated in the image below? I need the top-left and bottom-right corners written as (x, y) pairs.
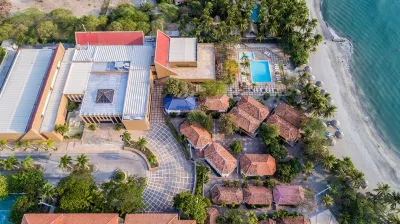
top-left (251, 4), bottom-right (260, 22)
top-left (0, 195), bottom-right (18, 224)
top-left (239, 52), bottom-right (255, 60)
top-left (250, 61), bottom-right (272, 83)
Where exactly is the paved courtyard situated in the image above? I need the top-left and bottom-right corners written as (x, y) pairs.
top-left (143, 123), bottom-right (195, 212)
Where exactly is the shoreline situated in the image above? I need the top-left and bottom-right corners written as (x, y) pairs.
top-left (306, 0), bottom-right (400, 190)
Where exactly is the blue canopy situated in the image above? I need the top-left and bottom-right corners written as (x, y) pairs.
top-left (163, 96), bottom-right (196, 111)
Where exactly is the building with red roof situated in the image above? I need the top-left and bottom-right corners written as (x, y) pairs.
top-left (240, 154), bottom-right (276, 176)
top-left (273, 185), bottom-right (305, 206)
top-left (22, 213), bottom-right (119, 224)
top-left (75, 31), bottom-right (144, 45)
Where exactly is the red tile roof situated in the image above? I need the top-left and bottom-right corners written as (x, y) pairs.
top-left (258, 218), bottom-right (276, 224)
top-left (22, 213), bottom-right (119, 224)
top-left (240, 154), bottom-right (276, 176)
top-left (266, 104), bottom-right (305, 144)
top-left (229, 96), bottom-right (269, 134)
top-left (243, 186), bottom-right (273, 205)
top-left (273, 185), bottom-right (305, 205)
top-left (75, 31), bottom-right (144, 45)
top-left (198, 95), bottom-right (230, 111)
top-left (211, 186), bottom-right (243, 204)
top-left (155, 30), bottom-right (170, 67)
top-left (205, 207), bottom-right (220, 224)
top-left (180, 122), bottom-right (212, 148)
top-left (125, 214), bottom-right (195, 224)
top-left (204, 143), bottom-right (237, 175)
top-left (277, 216), bottom-right (310, 224)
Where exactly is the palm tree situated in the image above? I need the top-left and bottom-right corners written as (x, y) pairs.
top-left (374, 182), bottom-right (391, 198)
top-left (59, 155), bottom-right (73, 171)
top-left (323, 194), bottom-right (334, 207)
top-left (0, 158), bottom-right (5, 169)
top-left (347, 169), bottom-right (365, 188)
top-left (120, 131), bottom-right (131, 144)
top-left (388, 191), bottom-right (400, 209)
top-left (23, 141), bottom-right (31, 151)
top-left (136, 137), bottom-right (147, 151)
top-left (0, 140), bottom-right (8, 151)
top-left (41, 182), bottom-right (56, 203)
top-left (14, 141), bottom-right (23, 151)
top-left (34, 140), bottom-right (44, 151)
top-left (21, 156), bottom-right (34, 169)
top-left (303, 161), bottom-right (314, 175)
top-left (44, 139), bottom-right (54, 151)
top-left (323, 105), bottom-right (337, 118)
top-left (3, 156), bottom-right (18, 171)
top-left (321, 153), bottom-right (336, 171)
top-left (76, 154), bottom-right (90, 170)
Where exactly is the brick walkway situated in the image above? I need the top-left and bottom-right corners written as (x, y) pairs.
top-left (150, 85), bottom-right (165, 123)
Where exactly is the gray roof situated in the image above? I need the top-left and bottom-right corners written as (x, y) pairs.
top-left (40, 48), bottom-right (75, 133)
top-left (168, 38), bottom-right (197, 62)
top-left (310, 209), bottom-right (339, 224)
top-left (80, 73), bottom-right (128, 116)
top-left (123, 70), bottom-right (150, 120)
top-left (63, 62), bottom-right (92, 95)
top-left (0, 49), bottom-right (53, 133)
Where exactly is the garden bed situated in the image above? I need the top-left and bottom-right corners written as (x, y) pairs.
top-left (165, 115), bottom-right (190, 159)
top-left (124, 142), bottom-right (159, 169)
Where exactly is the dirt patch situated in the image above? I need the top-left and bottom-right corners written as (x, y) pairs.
top-left (0, 0), bottom-right (12, 15)
top-left (9, 0), bottom-right (105, 16)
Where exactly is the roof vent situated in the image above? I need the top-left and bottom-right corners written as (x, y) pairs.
top-left (96, 89), bottom-right (114, 104)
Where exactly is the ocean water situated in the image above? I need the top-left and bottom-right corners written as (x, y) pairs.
top-left (321, 0), bottom-right (400, 154)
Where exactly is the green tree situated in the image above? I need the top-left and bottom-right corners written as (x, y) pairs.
top-left (136, 137), bottom-right (147, 151)
top-left (76, 154), bottom-right (90, 170)
top-left (120, 131), bottom-right (132, 143)
top-left (57, 171), bottom-right (97, 212)
top-left (44, 139), bottom-right (54, 151)
top-left (275, 158), bottom-right (302, 183)
top-left (55, 124), bottom-right (69, 135)
top-left (22, 141), bottom-right (31, 151)
top-left (258, 124), bottom-right (280, 144)
top-left (140, 2), bottom-right (155, 12)
top-left (7, 169), bottom-right (44, 197)
top-left (199, 81), bottom-right (227, 98)
top-left (41, 182), bottom-right (56, 203)
top-left (150, 17), bottom-right (165, 35)
top-left (303, 161), bottom-right (314, 176)
top-left (159, 3), bottom-right (180, 22)
top-left (21, 156), bottom-right (34, 170)
top-left (173, 191), bottom-right (210, 223)
top-left (321, 153), bottom-right (336, 171)
top-left (221, 209), bottom-right (257, 224)
top-left (8, 195), bottom-right (37, 224)
top-left (218, 114), bottom-right (238, 135)
top-left (0, 175), bottom-right (8, 200)
top-left (100, 175), bottom-right (147, 215)
top-left (36, 21), bottom-right (58, 43)
top-left (187, 110), bottom-right (213, 131)
top-left (263, 138), bottom-right (288, 161)
top-left (3, 156), bottom-right (18, 171)
top-left (229, 140), bottom-right (242, 155)
top-left (323, 194), bottom-right (333, 207)
top-left (59, 155), bottom-right (73, 170)
top-left (163, 78), bottom-right (195, 97)
top-left (0, 139), bottom-right (8, 151)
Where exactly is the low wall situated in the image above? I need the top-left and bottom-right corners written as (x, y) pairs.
top-left (124, 146), bottom-right (159, 171)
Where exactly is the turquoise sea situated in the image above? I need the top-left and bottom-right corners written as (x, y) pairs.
top-left (321, 0), bottom-right (400, 154)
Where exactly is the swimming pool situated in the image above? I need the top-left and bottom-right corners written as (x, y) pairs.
top-left (0, 195), bottom-right (18, 224)
top-left (250, 60), bottom-right (272, 83)
top-left (251, 4), bottom-right (260, 22)
top-left (239, 52), bottom-right (255, 60)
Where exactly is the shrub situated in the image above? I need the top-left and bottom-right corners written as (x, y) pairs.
top-left (263, 93), bottom-right (270, 100)
top-left (233, 180), bottom-right (240, 187)
top-left (275, 158), bottom-right (302, 183)
top-left (218, 114), bottom-right (238, 135)
top-left (187, 110), bottom-right (213, 131)
top-left (54, 124), bottom-right (69, 135)
top-left (223, 180), bottom-right (231, 187)
top-left (88, 124), bottom-right (96, 131)
top-left (163, 78), bottom-right (195, 97)
top-left (242, 180), bottom-right (248, 188)
top-left (170, 112), bottom-right (177, 118)
top-left (114, 123), bottom-right (122, 131)
top-left (67, 101), bottom-right (77, 112)
top-left (115, 171), bottom-right (125, 182)
top-left (229, 140), bottom-right (242, 155)
top-left (263, 179), bottom-right (276, 189)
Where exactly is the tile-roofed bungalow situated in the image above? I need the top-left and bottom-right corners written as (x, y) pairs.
top-left (205, 207), bottom-right (220, 224)
top-left (211, 185), bottom-right (243, 205)
top-left (180, 122), bottom-right (212, 150)
top-left (204, 143), bottom-right (237, 177)
top-left (21, 213), bottom-right (119, 224)
top-left (164, 95), bottom-right (197, 114)
top-left (243, 186), bottom-right (273, 206)
top-left (229, 96), bottom-right (269, 137)
top-left (267, 103), bottom-right (306, 145)
top-left (258, 219), bottom-right (276, 224)
top-left (125, 213), bottom-right (196, 224)
top-left (198, 95), bottom-right (230, 112)
top-left (273, 185), bottom-right (305, 206)
top-left (240, 154), bottom-right (276, 176)
top-left (309, 209), bottom-right (339, 224)
top-left (277, 216), bottom-right (311, 224)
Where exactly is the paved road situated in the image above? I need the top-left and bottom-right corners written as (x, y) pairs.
top-left (0, 152), bottom-right (147, 185)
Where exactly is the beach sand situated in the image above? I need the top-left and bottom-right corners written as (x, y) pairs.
top-left (306, 0), bottom-right (400, 190)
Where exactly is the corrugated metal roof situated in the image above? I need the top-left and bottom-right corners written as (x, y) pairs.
top-left (73, 45), bottom-right (154, 70)
top-left (169, 38), bottom-right (197, 62)
top-left (75, 31), bottom-right (144, 45)
top-left (63, 62), bottom-right (92, 94)
top-left (40, 48), bottom-right (75, 133)
top-left (122, 70), bottom-right (150, 120)
top-left (80, 73), bottom-right (128, 115)
top-left (0, 49), bottom-right (53, 133)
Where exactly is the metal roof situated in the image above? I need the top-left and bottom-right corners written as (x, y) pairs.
top-left (163, 96), bottom-right (196, 111)
top-left (80, 73), bottom-right (128, 116)
top-left (168, 38), bottom-right (197, 62)
top-left (72, 45), bottom-right (154, 70)
top-left (63, 62), bottom-right (92, 95)
top-left (0, 49), bottom-right (53, 133)
top-left (122, 70), bottom-right (150, 120)
top-left (40, 49), bottom-right (75, 133)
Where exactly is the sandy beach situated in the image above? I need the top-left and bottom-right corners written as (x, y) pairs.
top-left (306, 0), bottom-right (400, 190)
